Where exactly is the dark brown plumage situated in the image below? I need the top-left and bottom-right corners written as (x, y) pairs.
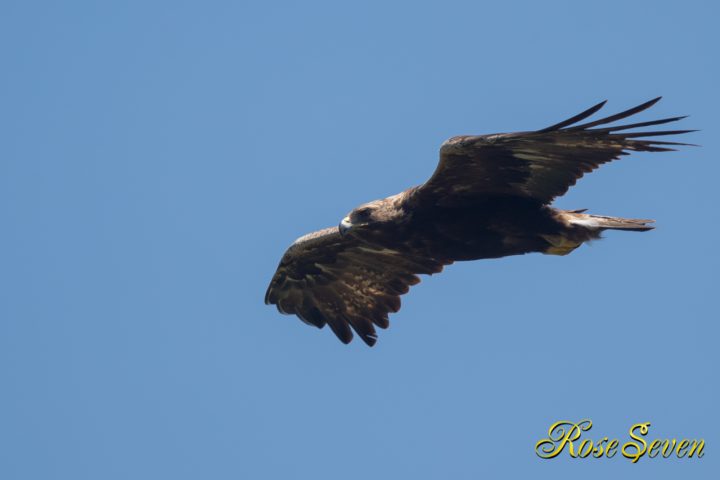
top-left (265, 98), bottom-right (694, 346)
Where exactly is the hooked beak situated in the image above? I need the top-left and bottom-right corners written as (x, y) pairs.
top-left (339, 216), bottom-right (352, 236)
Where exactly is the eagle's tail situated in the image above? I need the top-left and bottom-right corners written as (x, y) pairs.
top-left (564, 211), bottom-right (655, 232)
top-left (544, 210), bottom-right (654, 255)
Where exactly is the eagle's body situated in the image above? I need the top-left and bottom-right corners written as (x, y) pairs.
top-left (355, 195), bottom-right (586, 262)
top-left (265, 98), bottom-right (693, 346)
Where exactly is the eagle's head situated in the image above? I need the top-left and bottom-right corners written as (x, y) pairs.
top-left (339, 193), bottom-right (406, 237)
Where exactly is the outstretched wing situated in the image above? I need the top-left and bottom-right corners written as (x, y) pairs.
top-left (265, 227), bottom-right (445, 346)
top-left (413, 97), bottom-right (694, 206)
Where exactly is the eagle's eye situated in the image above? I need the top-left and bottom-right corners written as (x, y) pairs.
top-left (354, 207), bottom-right (372, 220)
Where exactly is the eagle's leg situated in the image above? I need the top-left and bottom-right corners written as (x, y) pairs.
top-left (541, 234), bottom-right (583, 256)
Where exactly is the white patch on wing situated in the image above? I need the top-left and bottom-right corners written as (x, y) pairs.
top-left (528, 163), bottom-right (548, 171)
top-left (515, 152), bottom-right (550, 162)
top-left (356, 246), bottom-right (400, 255)
top-left (315, 263), bottom-right (333, 273)
top-left (453, 184), bottom-right (474, 192)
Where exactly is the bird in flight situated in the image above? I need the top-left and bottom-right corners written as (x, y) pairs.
top-left (265, 98), bottom-right (693, 346)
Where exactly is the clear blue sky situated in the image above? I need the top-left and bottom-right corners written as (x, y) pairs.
top-left (1, 1), bottom-right (717, 479)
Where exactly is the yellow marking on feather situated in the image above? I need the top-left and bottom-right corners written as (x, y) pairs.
top-left (541, 234), bottom-right (582, 256)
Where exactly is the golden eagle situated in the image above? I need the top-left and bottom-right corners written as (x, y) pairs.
top-left (265, 98), bottom-right (693, 346)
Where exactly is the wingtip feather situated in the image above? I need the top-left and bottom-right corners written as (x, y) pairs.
top-left (569, 97), bottom-right (667, 131)
top-left (537, 99), bottom-right (608, 132)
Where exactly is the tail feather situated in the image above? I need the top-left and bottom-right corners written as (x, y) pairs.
top-left (564, 212), bottom-right (655, 231)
